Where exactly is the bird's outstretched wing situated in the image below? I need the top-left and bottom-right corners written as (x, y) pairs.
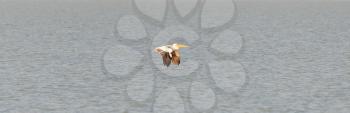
top-left (171, 50), bottom-right (180, 65)
top-left (161, 52), bottom-right (171, 67)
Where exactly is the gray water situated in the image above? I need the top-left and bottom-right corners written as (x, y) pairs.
top-left (1, 0), bottom-right (350, 113)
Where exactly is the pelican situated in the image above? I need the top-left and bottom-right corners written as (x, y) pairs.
top-left (154, 43), bottom-right (189, 67)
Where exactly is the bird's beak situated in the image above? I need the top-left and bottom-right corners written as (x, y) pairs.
top-left (178, 44), bottom-right (189, 48)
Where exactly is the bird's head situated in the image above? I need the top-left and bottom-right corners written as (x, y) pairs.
top-left (172, 43), bottom-right (189, 50)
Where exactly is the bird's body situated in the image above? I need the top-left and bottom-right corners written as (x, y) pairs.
top-left (154, 43), bottom-right (189, 67)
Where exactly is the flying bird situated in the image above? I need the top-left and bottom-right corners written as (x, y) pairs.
top-left (154, 43), bottom-right (189, 67)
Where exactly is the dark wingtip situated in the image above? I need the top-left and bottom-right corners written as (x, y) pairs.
top-left (164, 64), bottom-right (170, 67)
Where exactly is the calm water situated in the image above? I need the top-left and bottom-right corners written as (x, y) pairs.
top-left (1, 0), bottom-right (350, 113)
